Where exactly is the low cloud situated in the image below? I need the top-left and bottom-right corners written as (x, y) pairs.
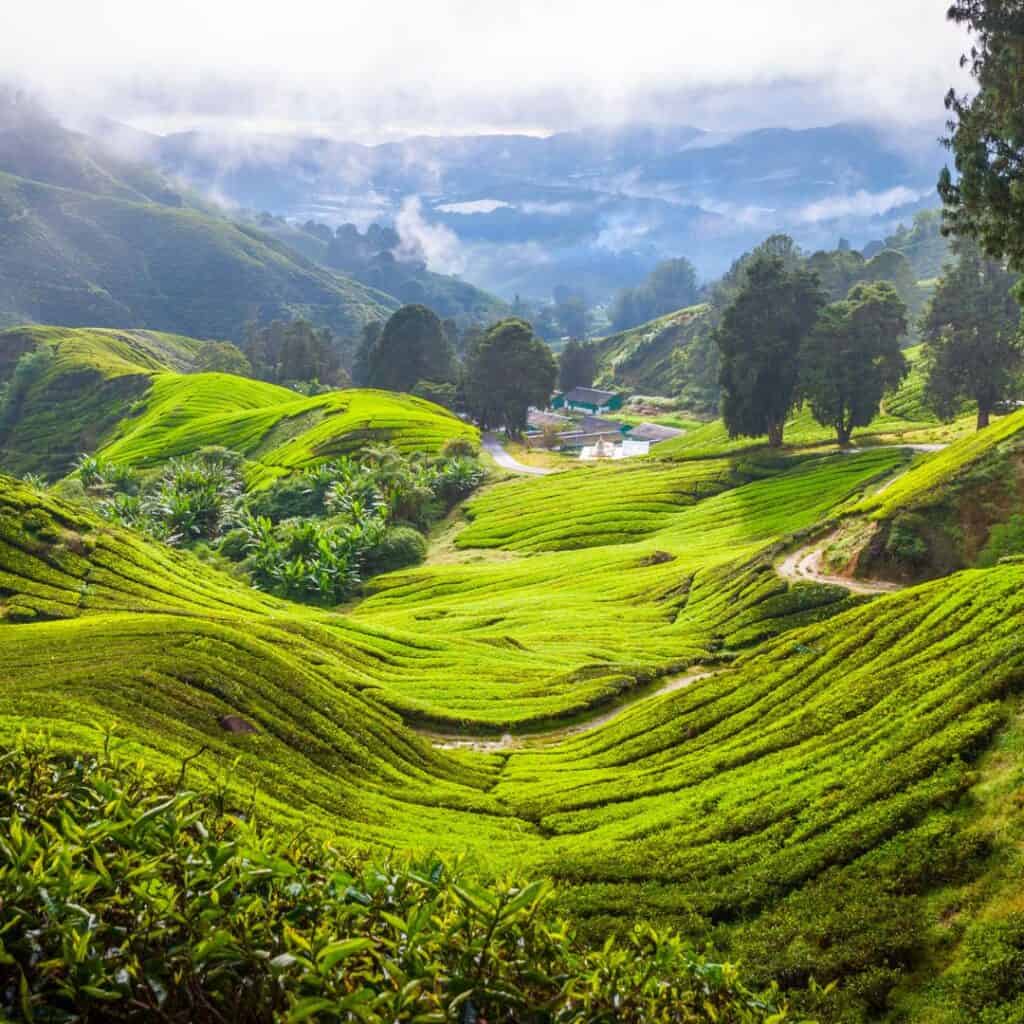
top-left (395, 196), bottom-right (467, 275)
top-left (797, 186), bottom-right (932, 224)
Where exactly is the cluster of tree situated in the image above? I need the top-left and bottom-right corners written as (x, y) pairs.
top-left (241, 319), bottom-right (347, 389)
top-left (609, 257), bottom-right (701, 332)
top-left (355, 304), bottom-right (557, 435)
top-left (716, 253), bottom-right (909, 446)
top-left (716, 234), bottom-right (1022, 446)
top-left (920, 238), bottom-right (1021, 429)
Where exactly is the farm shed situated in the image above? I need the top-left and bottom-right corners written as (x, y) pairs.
top-left (552, 387), bottom-right (624, 414)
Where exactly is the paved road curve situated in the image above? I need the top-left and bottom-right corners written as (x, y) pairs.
top-left (482, 433), bottom-right (554, 476)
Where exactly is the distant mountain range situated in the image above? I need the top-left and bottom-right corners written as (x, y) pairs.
top-left (115, 119), bottom-right (947, 301)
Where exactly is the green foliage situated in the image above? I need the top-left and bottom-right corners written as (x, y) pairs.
top-left (858, 408), bottom-right (1024, 519)
top-left (243, 319), bottom-right (346, 388)
top-left (362, 525), bottom-right (428, 574)
top-left (717, 255), bottom-right (826, 446)
top-left (0, 346), bottom-right (53, 427)
top-left (800, 282), bottom-right (909, 445)
top-left (939, 1), bottom-right (1024, 272)
top-left (558, 338), bottom-right (598, 391)
top-left (978, 513), bottom-right (1024, 566)
top-left (194, 340), bottom-right (253, 376)
top-left (0, 745), bottom-right (788, 1024)
top-left (590, 305), bottom-right (713, 405)
top-left (463, 318), bottom-right (557, 435)
top-left (610, 258), bottom-right (700, 332)
top-left (367, 305), bottom-right (455, 394)
top-left (920, 238), bottom-right (1022, 428)
top-left (411, 379), bottom-right (458, 410)
top-left (0, 148), bottom-right (396, 342)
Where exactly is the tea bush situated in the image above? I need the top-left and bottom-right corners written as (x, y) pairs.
top-left (0, 745), bottom-right (792, 1024)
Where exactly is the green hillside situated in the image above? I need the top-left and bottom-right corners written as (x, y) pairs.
top-left (0, 325), bottom-right (475, 480)
top-left (0, 326), bottom-right (207, 476)
top-left (4, 425), bottom-right (1024, 1019)
top-left (255, 215), bottom-right (510, 325)
top-left (0, 170), bottom-right (396, 340)
top-left (591, 303), bottom-right (712, 396)
top-left (99, 374), bottom-right (480, 487)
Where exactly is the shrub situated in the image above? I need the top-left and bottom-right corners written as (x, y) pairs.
top-left (442, 435), bottom-right (480, 458)
top-left (140, 454), bottom-right (243, 543)
top-left (886, 514), bottom-right (929, 564)
top-left (0, 745), bottom-right (790, 1024)
top-left (362, 525), bottom-right (428, 574)
top-left (0, 346), bottom-right (53, 426)
top-left (978, 514), bottom-right (1024, 567)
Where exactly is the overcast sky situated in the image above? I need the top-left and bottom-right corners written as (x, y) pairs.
top-left (3, 1), bottom-right (971, 140)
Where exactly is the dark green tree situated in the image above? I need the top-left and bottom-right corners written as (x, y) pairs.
top-left (939, 1), bottom-right (1024, 271)
top-left (558, 339), bottom-right (598, 391)
top-left (610, 258), bottom-right (700, 331)
top-left (555, 295), bottom-right (588, 339)
top-left (801, 282), bottom-right (909, 446)
top-left (920, 238), bottom-right (1022, 428)
top-left (716, 254), bottom-right (826, 447)
top-left (464, 319), bottom-right (557, 435)
top-left (352, 320), bottom-right (383, 387)
top-left (367, 305), bottom-right (455, 393)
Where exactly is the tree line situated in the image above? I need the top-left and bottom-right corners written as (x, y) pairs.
top-left (713, 234), bottom-right (1021, 447)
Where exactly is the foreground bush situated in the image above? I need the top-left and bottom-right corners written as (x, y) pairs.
top-left (0, 745), bottom-right (791, 1024)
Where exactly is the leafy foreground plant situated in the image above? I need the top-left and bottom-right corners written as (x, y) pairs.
top-left (0, 745), bottom-right (796, 1024)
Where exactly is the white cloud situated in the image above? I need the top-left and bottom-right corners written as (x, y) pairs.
top-left (395, 196), bottom-right (467, 274)
top-left (1, 1), bottom-right (972, 139)
top-left (797, 186), bottom-right (933, 223)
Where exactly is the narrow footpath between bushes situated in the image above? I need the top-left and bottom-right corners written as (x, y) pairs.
top-left (423, 668), bottom-right (719, 752)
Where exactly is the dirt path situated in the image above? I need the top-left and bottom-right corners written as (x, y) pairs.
top-left (482, 433), bottom-right (554, 476)
top-left (424, 668), bottom-right (718, 752)
top-left (776, 532), bottom-right (903, 595)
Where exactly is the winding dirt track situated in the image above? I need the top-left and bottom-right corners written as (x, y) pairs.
top-left (776, 532), bottom-right (904, 595)
top-left (425, 669), bottom-right (718, 752)
top-left (424, 442), bottom-right (947, 750)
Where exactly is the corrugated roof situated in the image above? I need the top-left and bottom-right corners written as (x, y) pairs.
top-left (563, 387), bottom-right (618, 404)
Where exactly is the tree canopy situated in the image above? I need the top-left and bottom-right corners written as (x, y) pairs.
top-left (464, 318), bottom-right (557, 435)
top-left (610, 258), bottom-right (700, 332)
top-left (716, 254), bottom-right (826, 447)
top-left (921, 238), bottom-right (1022, 428)
top-left (558, 339), bottom-right (598, 392)
top-left (801, 282), bottom-right (909, 446)
top-left (367, 304), bottom-right (455, 393)
top-left (939, 1), bottom-right (1024, 276)
top-left (242, 320), bottom-right (343, 387)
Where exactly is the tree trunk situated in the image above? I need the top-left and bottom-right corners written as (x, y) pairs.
top-left (977, 405), bottom-right (991, 430)
top-left (836, 425), bottom-right (852, 448)
top-left (767, 422), bottom-right (784, 448)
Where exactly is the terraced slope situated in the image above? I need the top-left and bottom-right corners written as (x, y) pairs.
top-left (0, 326), bottom-right (206, 476)
top-left (0, 325), bottom-right (478, 481)
top-left (99, 375), bottom-right (479, 487)
top-left (4, 465), bottom-right (1024, 1019)
top-left (356, 448), bottom-right (908, 725)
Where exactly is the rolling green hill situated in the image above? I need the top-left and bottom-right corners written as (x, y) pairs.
top-left (0, 325), bottom-right (476, 480)
top-left (0, 170), bottom-right (396, 340)
top-left (99, 374), bottom-right (479, 488)
top-left (4, 428), bottom-right (1024, 1019)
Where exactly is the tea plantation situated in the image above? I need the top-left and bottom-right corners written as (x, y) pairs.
top-left (2, 396), bottom-right (1024, 1020)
